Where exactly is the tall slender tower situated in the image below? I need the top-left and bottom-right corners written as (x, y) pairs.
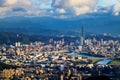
top-left (80, 25), bottom-right (85, 45)
top-left (82, 25), bottom-right (85, 40)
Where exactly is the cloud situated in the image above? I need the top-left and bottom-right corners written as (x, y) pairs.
top-left (0, 0), bottom-right (37, 17)
top-left (12, 7), bottom-right (27, 12)
top-left (73, 6), bottom-right (91, 15)
top-left (57, 8), bottom-right (66, 14)
top-left (0, 0), bottom-right (17, 7)
top-left (0, 0), bottom-right (120, 18)
top-left (51, 0), bottom-right (98, 16)
top-left (113, 3), bottom-right (120, 16)
top-left (52, 0), bottom-right (98, 8)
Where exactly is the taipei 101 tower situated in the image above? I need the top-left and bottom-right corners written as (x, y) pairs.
top-left (80, 25), bottom-right (85, 46)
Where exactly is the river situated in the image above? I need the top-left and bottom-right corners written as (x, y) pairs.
top-left (69, 52), bottom-right (103, 59)
top-left (66, 52), bottom-right (113, 65)
top-left (96, 59), bottom-right (112, 65)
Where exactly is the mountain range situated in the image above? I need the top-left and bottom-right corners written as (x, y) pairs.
top-left (0, 14), bottom-right (120, 36)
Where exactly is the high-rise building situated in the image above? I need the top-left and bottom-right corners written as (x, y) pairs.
top-left (81, 25), bottom-right (85, 40)
top-left (80, 25), bottom-right (85, 45)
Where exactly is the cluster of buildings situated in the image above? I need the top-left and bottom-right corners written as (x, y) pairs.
top-left (0, 61), bottom-right (120, 80)
top-left (0, 37), bottom-right (120, 80)
top-left (0, 27), bottom-right (120, 80)
top-left (0, 36), bottom-right (119, 66)
top-left (79, 26), bottom-right (120, 58)
top-left (82, 38), bottom-right (120, 57)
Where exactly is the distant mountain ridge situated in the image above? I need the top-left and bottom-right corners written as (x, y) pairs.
top-left (0, 14), bottom-right (120, 35)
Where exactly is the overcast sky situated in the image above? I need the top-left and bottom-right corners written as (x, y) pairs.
top-left (0, 0), bottom-right (120, 18)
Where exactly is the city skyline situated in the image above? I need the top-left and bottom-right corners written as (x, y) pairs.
top-left (0, 0), bottom-right (120, 80)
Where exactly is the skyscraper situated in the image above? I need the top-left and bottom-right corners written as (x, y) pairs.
top-left (82, 25), bottom-right (85, 40)
top-left (80, 25), bottom-right (85, 45)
